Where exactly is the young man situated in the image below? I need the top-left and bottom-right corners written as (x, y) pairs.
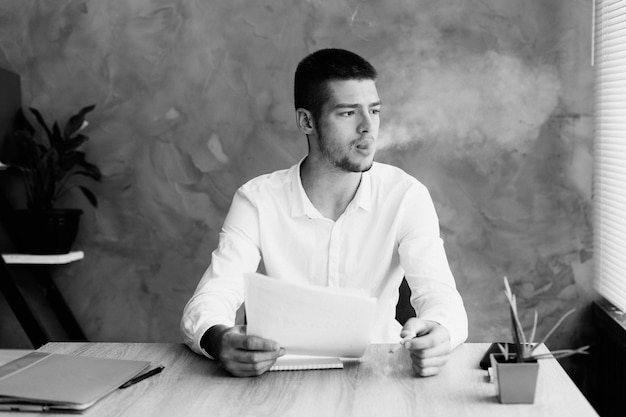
top-left (181, 48), bottom-right (468, 377)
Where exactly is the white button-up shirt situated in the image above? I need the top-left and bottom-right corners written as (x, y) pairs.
top-left (181, 160), bottom-right (468, 358)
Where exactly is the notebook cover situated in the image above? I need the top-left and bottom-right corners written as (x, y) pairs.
top-left (0, 352), bottom-right (150, 410)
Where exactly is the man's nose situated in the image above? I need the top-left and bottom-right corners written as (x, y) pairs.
top-left (358, 111), bottom-right (372, 133)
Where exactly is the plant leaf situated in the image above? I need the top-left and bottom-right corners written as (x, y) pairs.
top-left (50, 122), bottom-right (63, 148)
top-left (59, 151), bottom-right (87, 174)
top-left (78, 186), bottom-right (98, 207)
top-left (529, 311), bottom-right (538, 345)
top-left (504, 277), bottom-right (527, 361)
top-left (28, 107), bottom-right (52, 140)
top-left (66, 152), bottom-right (102, 181)
top-left (509, 304), bottom-right (525, 362)
top-left (497, 343), bottom-right (510, 361)
top-left (530, 346), bottom-right (590, 360)
top-left (72, 169), bottom-right (102, 181)
top-left (10, 134), bottom-right (40, 169)
top-left (59, 134), bottom-right (88, 152)
top-left (64, 104), bottom-right (95, 138)
top-left (529, 308), bottom-right (577, 355)
top-left (14, 106), bottom-right (100, 210)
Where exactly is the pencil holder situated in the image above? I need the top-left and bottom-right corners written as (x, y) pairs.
top-left (490, 353), bottom-right (539, 404)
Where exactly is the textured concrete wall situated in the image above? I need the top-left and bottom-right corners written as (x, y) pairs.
top-left (0, 0), bottom-right (594, 359)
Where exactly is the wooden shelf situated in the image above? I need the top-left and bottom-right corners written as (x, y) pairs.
top-left (0, 251), bottom-right (87, 347)
top-left (1, 251), bottom-right (84, 265)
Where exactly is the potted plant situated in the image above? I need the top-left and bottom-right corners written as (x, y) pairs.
top-left (1, 104), bottom-right (101, 254)
top-left (490, 277), bottom-right (589, 404)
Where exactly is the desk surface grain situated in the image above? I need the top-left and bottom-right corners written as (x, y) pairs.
top-left (0, 343), bottom-right (598, 417)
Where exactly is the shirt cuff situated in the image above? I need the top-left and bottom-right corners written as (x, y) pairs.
top-left (200, 344), bottom-right (216, 360)
top-left (417, 314), bottom-right (468, 351)
top-left (190, 321), bottom-right (220, 360)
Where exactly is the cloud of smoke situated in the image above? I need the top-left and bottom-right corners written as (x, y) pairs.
top-left (376, 49), bottom-right (561, 160)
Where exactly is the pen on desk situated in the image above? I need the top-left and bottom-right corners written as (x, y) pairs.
top-left (119, 365), bottom-right (164, 389)
top-left (0, 404), bottom-right (79, 414)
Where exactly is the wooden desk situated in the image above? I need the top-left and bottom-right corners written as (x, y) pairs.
top-left (0, 342), bottom-right (597, 417)
top-left (0, 343), bottom-right (597, 417)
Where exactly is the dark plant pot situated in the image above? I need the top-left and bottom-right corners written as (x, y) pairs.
top-left (490, 353), bottom-right (539, 404)
top-left (11, 209), bottom-right (83, 254)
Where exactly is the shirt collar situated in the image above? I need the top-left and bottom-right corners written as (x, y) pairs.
top-left (290, 158), bottom-right (317, 218)
top-left (290, 158), bottom-right (373, 218)
top-left (350, 167), bottom-right (372, 212)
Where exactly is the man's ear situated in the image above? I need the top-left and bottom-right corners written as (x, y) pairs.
top-left (296, 108), bottom-right (316, 134)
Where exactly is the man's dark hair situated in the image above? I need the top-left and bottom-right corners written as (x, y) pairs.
top-left (294, 48), bottom-right (377, 125)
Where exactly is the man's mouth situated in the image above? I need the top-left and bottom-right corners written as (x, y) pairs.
top-left (354, 138), bottom-right (374, 150)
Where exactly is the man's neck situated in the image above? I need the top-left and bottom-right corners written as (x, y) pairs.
top-left (300, 156), bottom-right (363, 221)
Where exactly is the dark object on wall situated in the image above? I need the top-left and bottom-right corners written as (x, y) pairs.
top-left (11, 209), bottom-right (82, 254)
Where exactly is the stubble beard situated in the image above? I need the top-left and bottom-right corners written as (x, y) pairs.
top-left (318, 134), bottom-right (374, 173)
top-left (334, 155), bottom-right (373, 173)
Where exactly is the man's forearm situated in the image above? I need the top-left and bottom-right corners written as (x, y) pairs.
top-left (200, 324), bottom-right (231, 359)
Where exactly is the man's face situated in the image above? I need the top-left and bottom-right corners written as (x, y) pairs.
top-left (314, 79), bottom-right (381, 173)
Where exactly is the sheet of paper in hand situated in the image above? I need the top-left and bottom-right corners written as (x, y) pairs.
top-left (244, 272), bottom-right (376, 358)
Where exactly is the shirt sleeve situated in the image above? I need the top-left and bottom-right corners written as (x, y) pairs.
top-left (180, 188), bottom-right (262, 358)
top-left (396, 182), bottom-right (468, 350)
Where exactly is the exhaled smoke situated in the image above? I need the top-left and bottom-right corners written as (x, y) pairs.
top-left (377, 50), bottom-right (561, 160)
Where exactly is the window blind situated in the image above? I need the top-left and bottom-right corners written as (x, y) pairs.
top-left (594, 0), bottom-right (626, 312)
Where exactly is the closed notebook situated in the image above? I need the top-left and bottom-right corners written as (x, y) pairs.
top-left (0, 351), bottom-right (150, 412)
top-left (269, 354), bottom-right (344, 371)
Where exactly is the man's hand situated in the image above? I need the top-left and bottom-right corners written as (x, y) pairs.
top-left (202, 325), bottom-right (285, 377)
top-left (400, 318), bottom-right (451, 377)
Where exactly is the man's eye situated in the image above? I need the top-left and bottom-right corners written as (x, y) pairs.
top-left (340, 111), bottom-right (354, 117)
top-left (371, 108), bottom-right (381, 115)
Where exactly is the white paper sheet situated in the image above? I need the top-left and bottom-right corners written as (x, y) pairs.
top-left (244, 273), bottom-right (376, 358)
